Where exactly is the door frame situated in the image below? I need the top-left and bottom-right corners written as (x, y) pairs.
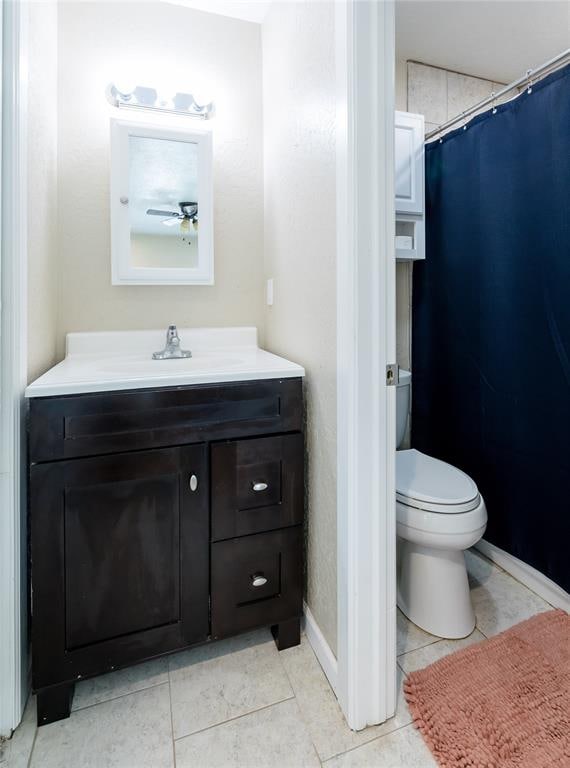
top-left (336, 0), bottom-right (397, 730)
top-left (0, 0), bottom-right (29, 736)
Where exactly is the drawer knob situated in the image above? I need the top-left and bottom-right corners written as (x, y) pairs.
top-left (189, 474), bottom-right (198, 492)
top-left (251, 574), bottom-right (268, 588)
top-left (252, 482), bottom-right (268, 492)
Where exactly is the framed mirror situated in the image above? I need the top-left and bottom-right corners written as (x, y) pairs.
top-left (110, 119), bottom-right (214, 285)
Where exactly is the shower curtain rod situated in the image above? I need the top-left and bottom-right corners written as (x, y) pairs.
top-left (424, 47), bottom-right (570, 141)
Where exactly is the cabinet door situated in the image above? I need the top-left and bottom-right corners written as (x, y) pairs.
top-left (395, 111), bottom-right (424, 214)
top-left (31, 445), bottom-right (208, 689)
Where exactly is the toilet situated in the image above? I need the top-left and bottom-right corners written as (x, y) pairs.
top-left (396, 370), bottom-right (487, 639)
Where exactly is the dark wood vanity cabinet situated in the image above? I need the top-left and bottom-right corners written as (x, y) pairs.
top-left (28, 378), bottom-right (304, 726)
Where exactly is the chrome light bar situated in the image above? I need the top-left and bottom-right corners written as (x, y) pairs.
top-left (106, 83), bottom-right (214, 120)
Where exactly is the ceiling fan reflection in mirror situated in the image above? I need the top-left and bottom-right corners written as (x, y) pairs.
top-left (146, 201), bottom-right (198, 234)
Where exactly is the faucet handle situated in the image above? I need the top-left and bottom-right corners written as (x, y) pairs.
top-left (166, 325), bottom-right (180, 345)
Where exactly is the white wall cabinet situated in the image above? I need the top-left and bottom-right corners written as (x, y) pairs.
top-left (395, 111), bottom-right (424, 215)
top-left (395, 111), bottom-right (425, 261)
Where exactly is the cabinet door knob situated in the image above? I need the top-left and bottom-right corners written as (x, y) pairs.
top-left (189, 474), bottom-right (198, 492)
top-left (251, 574), bottom-right (268, 588)
top-left (252, 482), bottom-right (268, 492)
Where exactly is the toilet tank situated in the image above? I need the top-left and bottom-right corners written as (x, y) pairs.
top-left (396, 369), bottom-right (411, 449)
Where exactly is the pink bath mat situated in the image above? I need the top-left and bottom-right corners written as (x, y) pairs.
top-left (404, 609), bottom-right (570, 767)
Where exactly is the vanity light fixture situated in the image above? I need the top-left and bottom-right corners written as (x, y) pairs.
top-left (106, 83), bottom-right (214, 119)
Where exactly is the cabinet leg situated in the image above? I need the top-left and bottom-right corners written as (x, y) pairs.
top-left (36, 683), bottom-right (75, 726)
top-left (272, 617), bottom-right (301, 651)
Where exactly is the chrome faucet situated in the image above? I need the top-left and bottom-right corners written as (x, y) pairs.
top-left (152, 325), bottom-right (192, 360)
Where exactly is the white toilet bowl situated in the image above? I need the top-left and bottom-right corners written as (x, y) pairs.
top-left (395, 371), bottom-right (487, 639)
top-left (396, 449), bottom-right (487, 638)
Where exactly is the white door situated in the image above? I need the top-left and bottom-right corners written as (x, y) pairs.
top-left (336, 0), bottom-right (397, 730)
top-left (0, 0), bottom-right (28, 736)
top-left (395, 111), bottom-right (424, 215)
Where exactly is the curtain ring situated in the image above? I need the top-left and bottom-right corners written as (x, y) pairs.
top-left (462, 111), bottom-right (467, 130)
top-left (526, 69), bottom-right (533, 94)
top-left (491, 91), bottom-right (497, 115)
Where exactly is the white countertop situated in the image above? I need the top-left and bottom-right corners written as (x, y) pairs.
top-left (25, 327), bottom-right (305, 398)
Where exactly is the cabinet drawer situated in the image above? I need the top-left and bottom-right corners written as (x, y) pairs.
top-left (211, 527), bottom-right (302, 639)
top-left (28, 378), bottom-right (303, 462)
top-left (211, 434), bottom-right (303, 541)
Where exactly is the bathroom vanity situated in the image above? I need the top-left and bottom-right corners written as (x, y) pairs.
top-left (26, 328), bottom-right (305, 726)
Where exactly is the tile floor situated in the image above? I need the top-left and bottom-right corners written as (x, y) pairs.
top-left (3, 548), bottom-right (552, 768)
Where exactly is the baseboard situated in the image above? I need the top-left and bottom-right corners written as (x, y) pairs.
top-left (475, 540), bottom-right (570, 613)
top-left (302, 603), bottom-right (338, 695)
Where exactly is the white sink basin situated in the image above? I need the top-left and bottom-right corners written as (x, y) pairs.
top-left (99, 355), bottom-right (245, 377)
top-left (25, 327), bottom-right (305, 398)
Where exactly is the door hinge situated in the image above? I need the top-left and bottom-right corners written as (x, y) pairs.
top-left (386, 363), bottom-right (399, 386)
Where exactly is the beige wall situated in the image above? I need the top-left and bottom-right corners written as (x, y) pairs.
top-left (262, 2), bottom-right (338, 653)
top-left (395, 58), bottom-right (408, 112)
top-left (27, 1), bottom-right (59, 382)
top-left (56, 2), bottom-right (264, 357)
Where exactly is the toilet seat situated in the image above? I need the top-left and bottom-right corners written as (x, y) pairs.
top-left (396, 449), bottom-right (487, 541)
top-left (397, 496), bottom-right (487, 538)
top-left (396, 449), bottom-right (480, 514)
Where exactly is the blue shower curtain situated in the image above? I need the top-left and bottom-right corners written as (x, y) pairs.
top-left (412, 64), bottom-right (570, 592)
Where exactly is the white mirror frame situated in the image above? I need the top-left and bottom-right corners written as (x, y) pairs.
top-left (110, 119), bottom-right (214, 285)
